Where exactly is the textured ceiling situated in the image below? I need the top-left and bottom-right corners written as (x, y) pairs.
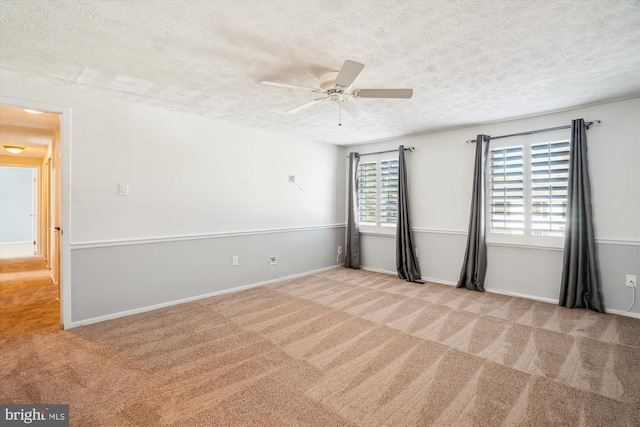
top-left (0, 0), bottom-right (638, 146)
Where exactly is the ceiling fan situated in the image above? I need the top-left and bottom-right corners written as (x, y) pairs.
top-left (261, 60), bottom-right (413, 125)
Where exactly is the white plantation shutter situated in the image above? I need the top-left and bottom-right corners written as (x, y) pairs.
top-left (380, 159), bottom-right (399, 225)
top-left (530, 141), bottom-right (570, 236)
top-left (357, 162), bottom-right (377, 224)
top-left (490, 146), bottom-right (524, 234)
top-left (488, 138), bottom-right (571, 246)
top-left (357, 158), bottom-right (399, 228)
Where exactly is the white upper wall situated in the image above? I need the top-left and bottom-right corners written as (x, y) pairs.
top-left (0, 71), bottom-right (345, 243)
top-left (347, 97), bottom-right (640, 243)
top-left (2, 69), bottom-right (637, 245)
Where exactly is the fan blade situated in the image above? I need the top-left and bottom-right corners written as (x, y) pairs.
top-left (341, 99), bottom-right (365, 119)
top-left (334, 60), bottom-right (365, 88)
top-left (285, 97), bottom-right (327, 114)
top-left (261, 81), bottom-right (314, 91)
top-left (352, 88), bottom-right (413, 99)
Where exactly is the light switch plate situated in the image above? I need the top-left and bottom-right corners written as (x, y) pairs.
top-left (118, 183), bottom-right (129, 196)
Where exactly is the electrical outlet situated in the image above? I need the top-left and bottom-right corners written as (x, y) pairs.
top-left (270, 256), bottom-right (277, 266)
top-left (337, 246), bottom-right (343, 254)
top-left (626, 274), bottom-right (637, 288)
top-left (232, 256), bottom-right (238, 266)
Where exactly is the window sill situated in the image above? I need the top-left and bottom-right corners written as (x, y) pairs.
top-left (357, 232), bottom-right (565, 250)
top-left (486, 241), bottom-right (563, 251)
top-left (360, 230), bottom-right (396, 237)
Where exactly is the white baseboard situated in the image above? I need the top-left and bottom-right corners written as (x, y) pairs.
top-left (66, 265), bottom-right (341, 329)
top-left (423, 277), bottom-right (457, 286)
top-left (362, 266), bottom-right (639, 318)
top-left (360, 266), bottom-right (396, 276)
top-left (483, 287), bottom-right (559, 305)
top-left (604, 308), bottom-right (640, 319)
top-left (360, 267), bottom-right (459, 287)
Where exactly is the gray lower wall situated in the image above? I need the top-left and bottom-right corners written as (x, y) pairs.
top-left (67, 226), bottom-right (638, 325)
top-left (69, 226), bottom-right (346, 325)
top-left (597, 243), bottom-right (640, 311)
top-left (360, 231), bottom-right (640, 316)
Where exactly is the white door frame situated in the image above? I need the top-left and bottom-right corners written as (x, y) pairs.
top-left (31, 167), bottom-right (37, 255)
top-left (1, 96), bottom-right (72, 329)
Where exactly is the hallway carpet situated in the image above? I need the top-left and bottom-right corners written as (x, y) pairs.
top-left (1, 268), bottom-right (639, 426)
top-left (0, 256), bottom-right (59, 337)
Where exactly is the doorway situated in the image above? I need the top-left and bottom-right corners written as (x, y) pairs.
top-left (0, 105), bottom-right (62, 333)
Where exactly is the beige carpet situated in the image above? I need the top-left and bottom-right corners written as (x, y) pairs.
top-left (1, 268), bottom-right (639, 426)
top-left (0, 256), bottom-right (59, 336)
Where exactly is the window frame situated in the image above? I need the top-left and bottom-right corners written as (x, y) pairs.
top-left (486, 130), bottom-right (571, 249)
top-left (357, 154), bottom-right (399, 234)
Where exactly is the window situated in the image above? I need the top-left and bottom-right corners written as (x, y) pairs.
top-left (489, 146), bottom-right (524, 235)
top-left (530, 141), bottom-right (570, 237)
top-left (357, 157), bottom-right (399, 231)
top-left (358, 161), bottom-right (378, 224)
top-left (488, 137), bottom-right (570, 247)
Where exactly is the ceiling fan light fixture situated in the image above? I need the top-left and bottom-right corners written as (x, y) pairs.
top-left (3, 145), bottom-right (26, 154)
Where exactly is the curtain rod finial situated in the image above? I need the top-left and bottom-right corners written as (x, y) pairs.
top-left (585, 119), bottom-right (601, 129)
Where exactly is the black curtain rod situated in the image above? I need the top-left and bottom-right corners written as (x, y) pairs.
top-left (346, 146), bottom-right (414, 158)
top-left (465, 120), bottom-right (601, 143)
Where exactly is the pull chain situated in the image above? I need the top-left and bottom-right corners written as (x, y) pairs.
top-left (338, 102), bottom-right (342, 127)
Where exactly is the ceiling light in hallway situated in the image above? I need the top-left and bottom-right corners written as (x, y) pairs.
top-left (2, 145), bottom-right (25, 153)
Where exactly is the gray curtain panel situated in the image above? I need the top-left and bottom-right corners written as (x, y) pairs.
top-left (345, 152), bottom-right (360, 269)
top-left (396, 145), bottom-right (423, 283)
top-left (457, 135), bottom-right (489, 291)
top-left (559, 119), bottom-right (604, 312)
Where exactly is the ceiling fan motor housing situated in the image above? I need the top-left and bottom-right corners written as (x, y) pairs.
top-left (319, 71), bottom-right (340, 91)
top-left (319, 72), bottom-right (347, 103)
